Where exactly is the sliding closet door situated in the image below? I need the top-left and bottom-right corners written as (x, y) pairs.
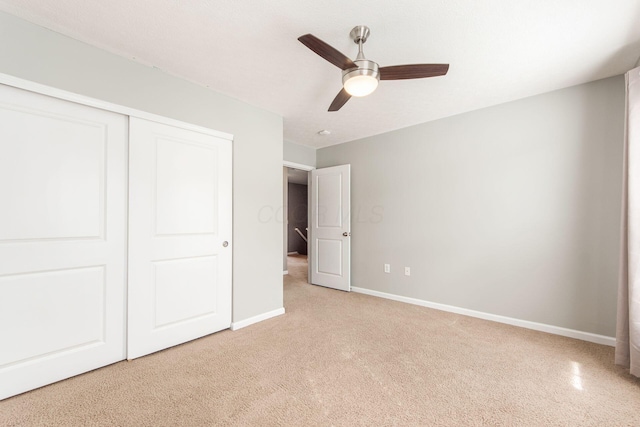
top-left (128, 117), bottom-right (232, 360)
top-left (0, 84), bottom-right (127, 400)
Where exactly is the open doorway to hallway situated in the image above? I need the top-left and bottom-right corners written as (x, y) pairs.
top-left (284, 166), bottom-right (309, 283)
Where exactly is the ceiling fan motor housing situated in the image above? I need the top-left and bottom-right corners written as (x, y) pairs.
top-left (350, 25), bottom-right (370, 44)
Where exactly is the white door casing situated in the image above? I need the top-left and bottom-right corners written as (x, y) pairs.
top-left (310, 165), bottom-right (351, 291)
top-left (0, 84), bottom-right (127, 400)
top-left (128, 117), bottom-right (232, 360)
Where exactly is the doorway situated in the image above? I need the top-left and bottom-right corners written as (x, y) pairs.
top-left (284, 166), bottom-right (310, 283)
top-left (282, 161), bottom-right (352, 291)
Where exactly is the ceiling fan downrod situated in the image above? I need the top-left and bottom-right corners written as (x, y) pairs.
top-left (350, 25), bottom-right (370, 61)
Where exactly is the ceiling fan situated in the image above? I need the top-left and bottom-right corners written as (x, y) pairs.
top-left (298, 26), bottom-right (449, 112)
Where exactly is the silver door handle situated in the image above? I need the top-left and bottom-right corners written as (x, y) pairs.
top-left (342, 232), bottom-right (351, 237)
top-left (222, 241), bottom-right (229, 247)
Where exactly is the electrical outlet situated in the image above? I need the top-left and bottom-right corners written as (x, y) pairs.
top-left (384, 264), bottom-right (390, 273)
top-left (404, 267), bottom-right (411, 276)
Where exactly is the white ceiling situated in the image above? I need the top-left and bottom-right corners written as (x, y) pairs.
top-left (1, 0), bottom-right (639, 148)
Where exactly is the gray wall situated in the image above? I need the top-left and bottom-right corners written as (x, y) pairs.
top-left (284, 140), bottom-right (316, 166)
top-left (317, 76), bottom-right (624, 337)
top-left (288, 183), bottom-right (308, 255)
top-left (0, 12), bottom-right (283, 323)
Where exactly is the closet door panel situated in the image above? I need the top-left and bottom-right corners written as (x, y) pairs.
top-left (0, 84), bottom-right (127, 400)
top-left (128, 117), bottom-right (232, 360)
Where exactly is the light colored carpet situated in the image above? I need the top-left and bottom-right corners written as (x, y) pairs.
top-left (2, 254), bottom-right (639, 426)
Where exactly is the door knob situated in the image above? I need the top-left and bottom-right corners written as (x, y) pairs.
top-left (342, 232), bottom-right (351, 237)
top-left (222, 241), bottom-right (229, 247)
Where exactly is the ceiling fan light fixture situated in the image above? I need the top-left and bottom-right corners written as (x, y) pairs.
top-left (343, 74), bottom-right (379, 97)
top-left (342, 60), bottom-right (380, 97)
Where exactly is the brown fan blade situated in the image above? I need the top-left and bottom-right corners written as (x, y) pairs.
top-left (328, 88), bottom-right (351, 112)
top-left (298, 34), bottom-right (356, 70)
top-left (379, 64), bottom-right (449, 80)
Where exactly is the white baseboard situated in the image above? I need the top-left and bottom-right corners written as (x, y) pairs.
top-left (230, 307), bottom-right (285, 331)
top-left (351, 287), bottom-right (616, 347)
top-left (287, 251), bottom-right (299, 255)
top-left (283, 270), bottom-right (288, 275)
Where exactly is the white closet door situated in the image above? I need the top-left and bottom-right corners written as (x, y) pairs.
top-left (0, 84), bottom-right (127, 400)
top-left (128, 117), bottom-right (232, 360)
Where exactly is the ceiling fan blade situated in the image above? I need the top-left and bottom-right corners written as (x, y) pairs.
top-left (328, 88), bottom-right (351, 112)
top-left (379, 64), bottom-right (449, 80)
top-left (298, 34), bottom-right (357, 70)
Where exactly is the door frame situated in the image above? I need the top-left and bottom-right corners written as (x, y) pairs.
top-left (283, 161), bottom-right (315, 282)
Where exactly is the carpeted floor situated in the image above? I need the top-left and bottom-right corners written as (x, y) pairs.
top-left (2, 254), bottom-right (639, 426)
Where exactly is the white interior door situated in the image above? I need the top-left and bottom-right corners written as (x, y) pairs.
top-left (310, 164), bottom-right (351, 291)
top-left (0, 84), bottom-right (127, 400)
top-left (128, 117), bottom-right (232, 360)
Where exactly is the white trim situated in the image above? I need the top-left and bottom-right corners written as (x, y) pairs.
top-left (352, 287), bottom-right (616, 347)
top-left (283, 270), bottom-right (289, 275)
top-left (283, 160), bottom-right (315, 171)
top-left (0, 73), bottom-right (233, 141)
top-left (230, 307), bottom-right (285, 331)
